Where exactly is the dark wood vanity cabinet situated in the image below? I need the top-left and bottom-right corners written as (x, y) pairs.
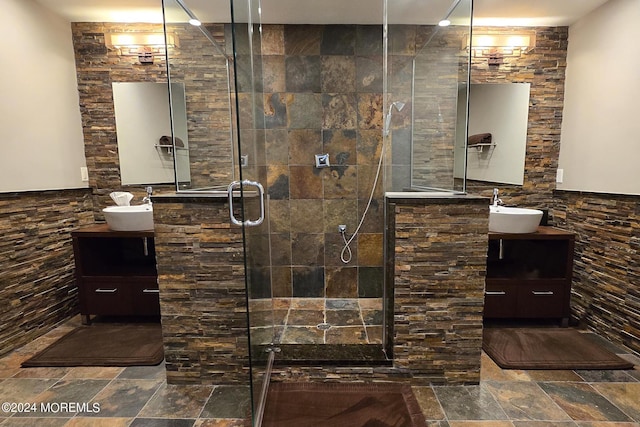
top-left (484, 226), bottom-right (575, 326)
top-left (72, 224), bottom-right (160, 324)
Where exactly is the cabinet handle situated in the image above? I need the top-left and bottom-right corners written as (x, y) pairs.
top-left (532, 291), bottom-right (554, 295)
top-left (95, 288), bottom-right (117, 293)
top-left (142, 289), bottom-right (160, 293)
top-left (485, 291), bottom-right (506, 295)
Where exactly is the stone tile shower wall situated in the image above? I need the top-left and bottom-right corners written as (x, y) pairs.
top-left (71, 23), bottom-right (233, 214)
top-left (246, 25), bottom-right (388, 300)
top-left (0, 189), bottom-right (93, 357)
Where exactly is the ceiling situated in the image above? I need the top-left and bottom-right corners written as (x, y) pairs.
top-left (34, 0), bottom-right (610, 26)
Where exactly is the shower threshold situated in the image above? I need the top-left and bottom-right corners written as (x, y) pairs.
top-left (252, 344), bottom-right (391, 366)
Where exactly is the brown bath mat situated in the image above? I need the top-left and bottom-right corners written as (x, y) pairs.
top-left (22, 323), bottom-right (164, 367)
top-left (262, 382), bottom-right (427, 427)
top-left (483, 328), bottom-right (634, 370)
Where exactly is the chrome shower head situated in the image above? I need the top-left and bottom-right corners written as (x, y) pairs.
top-left (392, 101), bottom-right (406, 112)
top-left (384, 101), bottom-right (406, 136)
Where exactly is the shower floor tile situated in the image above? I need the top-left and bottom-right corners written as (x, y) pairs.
top-left (249, 298), bottom-right (384, 345)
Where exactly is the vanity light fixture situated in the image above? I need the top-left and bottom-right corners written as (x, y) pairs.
top-left (463, 32), bottom-right (536, 65)
top-left (105, 32), bottom-right (178, 64)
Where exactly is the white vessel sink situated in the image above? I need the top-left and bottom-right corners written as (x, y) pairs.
top-left (103, 205), bottom-right (154, 231)
top-left (489, 206), bottom-right (543, 234)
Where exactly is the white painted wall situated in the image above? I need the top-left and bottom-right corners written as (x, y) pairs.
top-left (558, 0), bottom-right (640, 195)
top-left (0, 0), bottom-right (87, 192)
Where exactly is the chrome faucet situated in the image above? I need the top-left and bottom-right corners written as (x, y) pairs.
top-left (142, 186), bottom-right (153, 204)
top-left (492, 188), bottom-right (503, 207)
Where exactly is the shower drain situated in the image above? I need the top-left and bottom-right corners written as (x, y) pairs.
top-left (316, 323), bottom-right (331, 330)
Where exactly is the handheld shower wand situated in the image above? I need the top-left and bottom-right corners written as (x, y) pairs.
top-left (384, 101), bottom-right (406, 136)
top-left (340, 101), bottom-right (406, 264)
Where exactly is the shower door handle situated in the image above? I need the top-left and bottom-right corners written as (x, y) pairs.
top-left (228, 180), bottom-right (265, 227)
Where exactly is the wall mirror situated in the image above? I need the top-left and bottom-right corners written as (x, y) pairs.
top-left (455, 82), bottom-right (530, 186)
top-left (113, 82), bottom-right (190, 185)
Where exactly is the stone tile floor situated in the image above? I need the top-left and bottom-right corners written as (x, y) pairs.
top-left (249, 298), bottom-right (384, 345)
top-left (1, 316), bottom-right (639, 426)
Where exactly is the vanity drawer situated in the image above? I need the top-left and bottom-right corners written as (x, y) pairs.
top-left (484, 281), bottom-right (517, 318)
top-left (81, 279), bottom-right (132, 315)
top-left (517, 281), bottom-right (567, 318)
top-left (131, 281), bottom-right (161, 316)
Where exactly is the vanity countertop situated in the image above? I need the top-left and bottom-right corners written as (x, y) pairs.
top-left (72, 223), bottom-right (154, 238)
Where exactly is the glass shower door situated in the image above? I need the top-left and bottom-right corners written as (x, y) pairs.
top-left (229, 1), bottom-right (277, 425)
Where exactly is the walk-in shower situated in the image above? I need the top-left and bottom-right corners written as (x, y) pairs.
top-left (161, 0), bottom-right (472, 423)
